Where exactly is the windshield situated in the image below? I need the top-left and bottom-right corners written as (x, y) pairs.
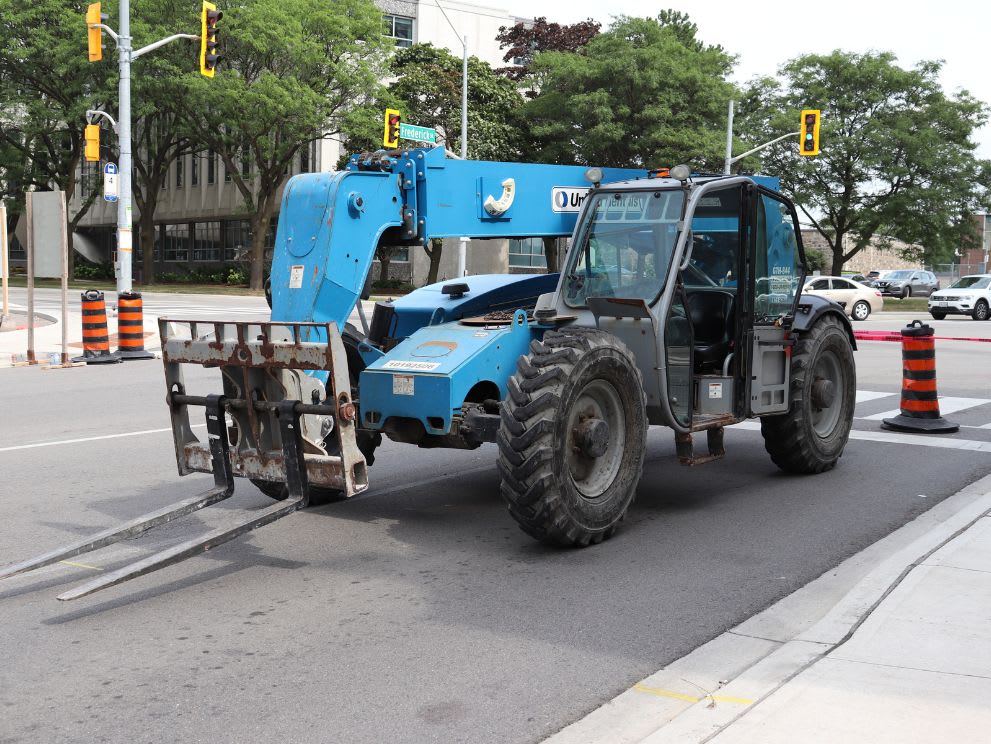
top-left (950, 276), bottom-right (991, 289)
top-left (885, 270), bottom-right (913, 281)
top-left (563, 189), bottom-right (684, 308)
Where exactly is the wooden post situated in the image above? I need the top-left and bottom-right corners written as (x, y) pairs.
top-left (59, 192), bottom-right (69, 365)
top-left (26, 192), bottom-right (36, 364)
top-left (0, 201), bottom-right (8, 322)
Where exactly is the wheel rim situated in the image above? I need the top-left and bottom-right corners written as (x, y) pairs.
top-left (809, 350), bottom-right (844, 438)
top-left (978, 302), bottom-right (989, 320)
top-left (853, 302), bottom-right (869, 320)
top-left (566, 379), bottom-right (626, 500)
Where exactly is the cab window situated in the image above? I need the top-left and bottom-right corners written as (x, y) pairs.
top-left (564, 190), bottom-right (684, 308)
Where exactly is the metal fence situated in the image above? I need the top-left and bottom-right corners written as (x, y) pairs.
top-left (926, 263), bottom-right (988, 286)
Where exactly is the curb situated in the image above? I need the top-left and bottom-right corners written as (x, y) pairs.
top-left (545, 472), bottom-right (991, 744)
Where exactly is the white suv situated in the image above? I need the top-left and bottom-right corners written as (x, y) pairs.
top-left (928, 274), bottom-right (991, 321)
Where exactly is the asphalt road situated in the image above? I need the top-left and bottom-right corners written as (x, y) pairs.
top-left (1, 299), bottom-right (990, 744)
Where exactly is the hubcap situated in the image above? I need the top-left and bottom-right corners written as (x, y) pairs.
top-left (566, 379), bottom-right (626, 499)
top-left (810, 350), bottom-right (844, 437)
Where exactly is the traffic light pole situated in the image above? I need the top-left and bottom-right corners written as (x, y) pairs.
top-left (116, 0), bottom-right (133, 294)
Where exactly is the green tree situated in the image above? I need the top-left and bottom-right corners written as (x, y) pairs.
top-left (739, 51), bottom-right (991, 274)
top-left (0, 0), bottom-right (114, 273)
top-left (523, 14), bottom-right (736, 169)
top-left (182, 0), bottom-right (388, 289)
top-left (345, 44), bottom-right (526, 283)
top-left (129, 0), bottom-right (199, 284)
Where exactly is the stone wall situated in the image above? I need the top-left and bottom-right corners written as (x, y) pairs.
top-left (800, 230), bottom-right (922, 274)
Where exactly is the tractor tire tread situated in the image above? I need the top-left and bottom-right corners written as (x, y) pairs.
top-left (760, 315), bottom-right (855, 474)
top-left (497, 328), bottom-right (647, 547)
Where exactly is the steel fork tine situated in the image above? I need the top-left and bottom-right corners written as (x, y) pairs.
top-left (57, 496), bottom-right (305, 601)
top-left (0, 487), bottom-right (231, 581)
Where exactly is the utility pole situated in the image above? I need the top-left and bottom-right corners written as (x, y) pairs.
top-left (433, 1), bottom-right (470, 277)
top-left (116, 0), bottom-right (133, 294)
top-left (723, 100), bottom-right (735, 175)
top-left (86, 3), bottom-right (203, 295)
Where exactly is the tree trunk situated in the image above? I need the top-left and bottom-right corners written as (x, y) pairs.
top-left (249, 211), bottom-right (271, 291)
top-left (829, 231), bottom-right (846, 276)
top-left (140, 197), bottom-right (158, 285)
top-left (425, 238), bottom-right (443, 285)
top-left (378, 255), bottom-right (391, 285)
top-left (542, 236), bottom-right (559, 273)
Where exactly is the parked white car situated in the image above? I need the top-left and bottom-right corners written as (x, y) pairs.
top-left (928, 274), bottom-right (991, 321)
top-left (802, 275), bottom-right (884, 321)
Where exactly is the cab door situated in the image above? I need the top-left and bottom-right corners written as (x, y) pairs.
top-left (746, 189), bottom-right (805, 416)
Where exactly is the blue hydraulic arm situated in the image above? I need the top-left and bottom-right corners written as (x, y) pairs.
top-left (270, 147), bottom-right (647, 330)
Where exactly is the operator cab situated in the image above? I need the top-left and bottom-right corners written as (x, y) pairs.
top-left (555, 173), bottom-right (806, 434)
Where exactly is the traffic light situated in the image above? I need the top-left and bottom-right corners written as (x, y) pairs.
top-left (200, 1), bottom-right (222, 78)
top-left (799, 109), bottom-right (821, 156)
top-left (383, 109), bottom-right (401, 148)
top-left (85, 124), bottom-right (100, 162)
top-left (86, 3), bottom-right (106, 63)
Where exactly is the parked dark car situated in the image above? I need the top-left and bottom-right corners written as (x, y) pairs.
top-left (872, 269), bottom-right (939, 298)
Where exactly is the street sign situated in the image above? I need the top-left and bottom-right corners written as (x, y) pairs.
top-left (103, 162), bottom-right (119, 202)
top-left (399, 122), bottom-right (438, 145)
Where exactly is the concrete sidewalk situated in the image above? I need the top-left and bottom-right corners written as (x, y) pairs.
top-left (548, 475), bottom-right (991, 744)
top-left (0, 298), bottom-right (162, 367)
top-left (656, 506), bottom-right (991, 743)
top-left (0, 293), bottom-right (373, 367)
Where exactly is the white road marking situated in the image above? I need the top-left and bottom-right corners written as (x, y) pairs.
top-left (732, 420), bottom-right (991, 453)
top-left (855, 390), bottom-right (896, 403)
top-left (861, 396), bottom-right (991, 421)
top-left (0, 425), bottom-right (204, 454)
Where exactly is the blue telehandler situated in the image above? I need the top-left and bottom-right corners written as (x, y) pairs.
top-left (2, 148), bottom-right (856, 599)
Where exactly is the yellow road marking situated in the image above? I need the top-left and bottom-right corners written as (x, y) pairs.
top-left (59, 560), bottom-right (103, 571)
top-left (633, 683), bottom-right (753, 706)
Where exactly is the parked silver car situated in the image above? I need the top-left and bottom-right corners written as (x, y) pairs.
top-left (872, 269), bottom-right (939, 298)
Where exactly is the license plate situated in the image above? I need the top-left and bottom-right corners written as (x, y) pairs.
top-left (937, 302), bottom-right (948, 307)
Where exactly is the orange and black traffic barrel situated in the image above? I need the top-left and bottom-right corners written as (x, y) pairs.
top-left (71, 290), bottom-right (122, 364)
top-left (115, 291), bottom-right (155, 360)
top-left (881, 320), bottom-right (958, 433)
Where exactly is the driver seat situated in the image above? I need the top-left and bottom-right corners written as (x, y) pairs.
top-left (687, 291), bottom-right (735, 371)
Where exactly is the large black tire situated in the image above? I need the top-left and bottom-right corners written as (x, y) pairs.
top-left (973, 299), bottom-right (989, 321)
top-left (497, 328), bottom-right (648, 547)
top-left (930, 311), bottom-right (947, 321)
top-left (760, 316), bottom-right (855, 474)
top-left (902, 287), bottom-right (912, 299)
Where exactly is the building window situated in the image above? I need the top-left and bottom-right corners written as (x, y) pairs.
top-left (79, 160), bottom-right (101, 198)
top-left (191, 152), bottom-right (199, 186)
top-left (207, 150), bottom-right (216, 184)
top-left (163, 223), bottom-right (190, 262)
top-left (383, 14), bottom-right (413, 47)
top-left (224, 219), bottom-right (251, 262)
top-left (509, 237), bottom-right (546, 268)
top-left (193, 221), bottom-right (221, 261)
top-left (300, 139), bottom-right (318, 173)
top-left (176, 156), bottom-right (184, 188)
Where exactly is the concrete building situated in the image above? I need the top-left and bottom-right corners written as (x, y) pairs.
top-left (63, 0), bottom-right (537, 286)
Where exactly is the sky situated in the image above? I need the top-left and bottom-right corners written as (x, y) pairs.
top-left (496, 0), bottom-right (991, 158)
